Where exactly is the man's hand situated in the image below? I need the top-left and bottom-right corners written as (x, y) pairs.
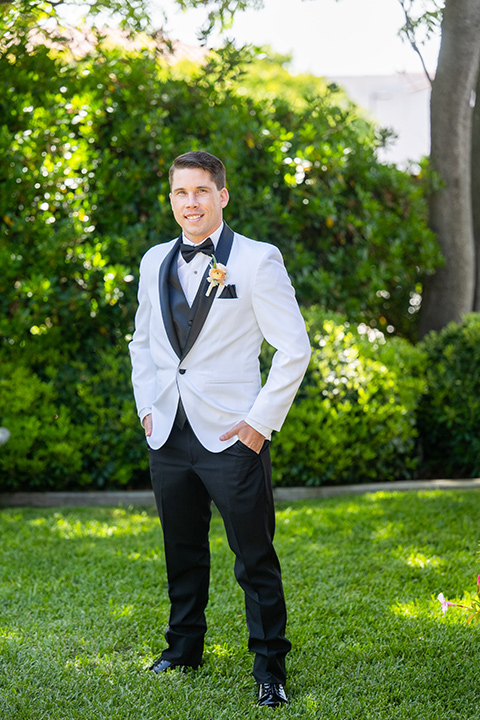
top-left (220, 420), bottom-right (265, 454)
top-left (143, 413), bottom-right (152, 437)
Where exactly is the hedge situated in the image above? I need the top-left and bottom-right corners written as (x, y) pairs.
top-left (0, 309), bottom-right (427, 491)
top-left (269, 308), bottom-right (427, 486)
top-left (0, 352), bottom-right (149, 492)
top-left (0, 35), bottom-right (446, 491)
top-left (6, 308), bottom-right (480, 491)
top-left (417, 313), bottom-right (480, 478)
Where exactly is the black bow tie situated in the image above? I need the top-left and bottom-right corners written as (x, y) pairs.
top-left (180, 238), bottom-right (215, 263)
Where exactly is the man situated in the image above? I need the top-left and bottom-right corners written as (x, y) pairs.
top-left (129, 150), bottom-right (310, 709)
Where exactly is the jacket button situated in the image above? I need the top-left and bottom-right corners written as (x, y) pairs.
top-left (179, 368), bottom-right (186, 374)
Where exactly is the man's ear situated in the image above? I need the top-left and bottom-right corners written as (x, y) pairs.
top-left (220, 187), bottom-right (229, 209)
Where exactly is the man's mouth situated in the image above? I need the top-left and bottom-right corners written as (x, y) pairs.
top-left (185, 214), bottom-right (203, 221)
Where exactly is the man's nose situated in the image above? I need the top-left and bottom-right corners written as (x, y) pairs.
top-left (185, 193), bottom-right (198, 206)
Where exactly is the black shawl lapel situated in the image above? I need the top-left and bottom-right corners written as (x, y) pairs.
top-left (181, 223), bottom-right (235, 360)
top-left (158, 236), bottom-right (182, 359)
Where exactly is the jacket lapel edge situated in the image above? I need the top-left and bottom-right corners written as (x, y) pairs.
top-left (181, 224), bottom-right (235, 360)
top-left (158, 236), bottom-right (182, 359)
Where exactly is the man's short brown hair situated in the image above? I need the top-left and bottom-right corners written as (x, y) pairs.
top-left (169, 151), bottom-right (226, 190)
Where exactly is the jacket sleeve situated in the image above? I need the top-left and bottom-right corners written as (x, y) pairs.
top-left (245, 245), bottom-right (311, 433)
top-left (128, 254), bottom-right (157, 423)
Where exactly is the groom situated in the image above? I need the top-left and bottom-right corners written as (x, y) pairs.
top-left (129, 150), bottom-right (310, 708)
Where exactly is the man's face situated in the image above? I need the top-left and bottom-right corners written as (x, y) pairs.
top-left (169, 167), bottom-right (229, 244)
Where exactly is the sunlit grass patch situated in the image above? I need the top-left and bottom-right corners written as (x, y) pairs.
top-left (391, 599), bottom-right (432, 620)
top-left (405, 551), bottom-right (444, 568)
top-left (48, 508), bottom-right (157, 539)
top-left (2, 491), bottom-right (480, 719)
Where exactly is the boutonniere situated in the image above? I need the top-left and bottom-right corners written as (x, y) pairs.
top-left (206, 256), bottom-right (228, 297)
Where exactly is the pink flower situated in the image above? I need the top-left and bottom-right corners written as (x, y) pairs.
top-left (435, 574), bottom-right (480, 625)
top-left (438, 592), bottom-right (453, 613)
top-left (437, 592), bottom-right (465, 614)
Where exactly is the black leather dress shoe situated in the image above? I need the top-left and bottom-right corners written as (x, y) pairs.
top-left (149, 657), bottom-right (201, 674)
top-left (149, 658), bottom-right (177, 674)
top-left (258, 682), bottom-right (288, 708)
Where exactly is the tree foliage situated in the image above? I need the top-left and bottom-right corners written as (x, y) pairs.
top-left (0, 19), bottom-right (439, 488)
top-left (397, 0), bottom-right (443, 83)
top-left (0, 0), bottom-right (151, 33)
top-left (167, 0), bottom-right (480, 338)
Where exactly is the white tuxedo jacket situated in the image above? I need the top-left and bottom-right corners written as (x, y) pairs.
top-left (129, 224), bottom-right (311, 452)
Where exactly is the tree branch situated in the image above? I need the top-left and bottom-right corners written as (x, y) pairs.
top-left (397, 0), bottom-right (434, 86)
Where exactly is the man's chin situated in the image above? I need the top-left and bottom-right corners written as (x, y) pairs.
top-left (183, 229), bottom-right (211, 244)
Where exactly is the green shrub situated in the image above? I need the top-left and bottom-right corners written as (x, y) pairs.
top-left (0, 351), bottom-right (149, 491)
top-left (1, 38), bottom-right (438, 372)
top-left (0, 34), bottom-right (440, 491)
top-left (270, 308), bottom-right (427, 486)
top-left (417, 313), bottom-right (480, 478)
top-left (1, 311), bottom-right (428, 491)
top-left (0, 362), bottom-right (82, 489)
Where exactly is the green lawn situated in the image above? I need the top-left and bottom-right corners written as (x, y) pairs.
top-left (1, 490), bottom-right (480, 719)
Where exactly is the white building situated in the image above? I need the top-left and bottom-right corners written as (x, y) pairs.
top-left (328, 73), bottom-right (431, 167)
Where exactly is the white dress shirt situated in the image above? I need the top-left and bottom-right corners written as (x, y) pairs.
top-left (177, 223), bottom-right (223, 306)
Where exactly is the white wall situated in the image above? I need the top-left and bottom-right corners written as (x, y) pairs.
top-left (328, 73), bottom-right (431, 167)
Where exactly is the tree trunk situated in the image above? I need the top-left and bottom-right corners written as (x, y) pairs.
top-left (419, 0), bottom-right (480, 337)
top-left (473, 69), bottom-right (480, 308)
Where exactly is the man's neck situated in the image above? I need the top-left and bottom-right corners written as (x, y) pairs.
top-left (183, 222), bottom-right (224, 245)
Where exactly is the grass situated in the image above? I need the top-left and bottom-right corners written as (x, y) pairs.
top-left (1, 490), bottom-right (480, 719)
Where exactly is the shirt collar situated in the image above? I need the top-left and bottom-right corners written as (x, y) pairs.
top-left (181, 222), bottom-right (224, 248)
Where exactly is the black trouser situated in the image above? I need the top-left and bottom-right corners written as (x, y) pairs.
top-left (147, 421), bottom-right (291, 684)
